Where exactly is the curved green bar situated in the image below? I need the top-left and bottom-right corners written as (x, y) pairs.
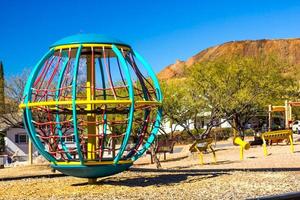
top-left (23, 49), bottom-right (56, 162)
top-left (111, 45), bottom-right (135, 164)
top-left (55, 52), bottom-right (72, 159)
top-left (132, 50), bottom-right (163, 161)
top-left (72, 45), bottom-right (84, 164)
top-left (133, 50), bottom-right (162, 101)
top-left (123, 53), bottom-right (150, 159)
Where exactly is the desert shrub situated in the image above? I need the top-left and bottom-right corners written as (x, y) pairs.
top-left (173, 128), bottom-right (233, 144)
top-left (210, 128), bottom-right (233, 141)
top-left (243, 129), bottom-right (255, 137)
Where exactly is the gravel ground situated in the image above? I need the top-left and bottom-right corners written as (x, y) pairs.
top-left (0, 169), bottom-right (300, 200)
top-left (1, 137), bottom-right (300, 199)
top-left (0, 164), bottom-right (55, 179)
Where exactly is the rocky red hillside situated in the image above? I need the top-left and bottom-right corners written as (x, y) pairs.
top-left (157, 39), bottom-right (300, 80)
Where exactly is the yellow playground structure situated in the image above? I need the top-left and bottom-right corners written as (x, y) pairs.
top-left (268, 100), bottom-right (300, 130)
top-left (188, 100), bottom-right (300, 165)
top-left (261, 129), bottom-right (294, 156)
top-left (265, 100), bottom-right (300, 156)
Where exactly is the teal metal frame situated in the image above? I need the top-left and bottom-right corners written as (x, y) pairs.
top-left (111, 45), bottom-right (135, 164)
top-left (23, 49), bottom-right (56, 163)
top-left (132, 50), bottom-right (163, 161)
top-left (72, 45), bottom-right (84, 164)
top-left (21, 34), bottom-right (163, 178)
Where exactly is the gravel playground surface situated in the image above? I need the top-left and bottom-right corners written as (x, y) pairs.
top-left (1, 169), bottom-right (300, 200)
top-left (1, 136), bottom-right (300, 199)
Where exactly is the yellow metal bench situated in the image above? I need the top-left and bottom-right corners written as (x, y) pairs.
top-left (189, 138), bottom-right (216, 165)
top-left (261, 129), bottom-right (294, 156)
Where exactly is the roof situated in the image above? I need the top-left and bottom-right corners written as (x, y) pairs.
top-left (0, 112), bottom-right (23, 134)
top-left (50, 34), bottom-right (130, 48)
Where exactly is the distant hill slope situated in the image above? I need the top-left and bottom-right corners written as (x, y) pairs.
top-left (157, 39), bottom-right (300, 80)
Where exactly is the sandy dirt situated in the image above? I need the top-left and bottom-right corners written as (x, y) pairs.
top-left (1, 136), bottom-right (300, 199)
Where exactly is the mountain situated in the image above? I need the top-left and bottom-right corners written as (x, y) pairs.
top-left (157, 39), bottom-right (300, 80)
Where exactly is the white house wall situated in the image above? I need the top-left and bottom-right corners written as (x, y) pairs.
top-left (5, 128), bottom-right (29, 156)
top-left (159, 118), bottom-right (232, 134)
top-left (220, 119), bottom-right (232, 128)
top-left (159, 119), bottom-right (195, 134)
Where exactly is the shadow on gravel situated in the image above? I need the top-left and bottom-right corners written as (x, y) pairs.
top-left (250, 191), bottom-right (300, 200)
top-left (246, 156), bottom-right (257, 159)
top-left (129, 167), bottom-right (300, 173)
top-left (159, 155), bottom-right (189, 163)
top-left (74, 165), bottom-right (300, 187)
top-left (134, 155), bottom-right (189, 166)
top-left (213, 148), bottom-right (229, 152)
top-left (0, 173), bottom-right (66, 181)
top-left (162, 160), bottom-right (240, 169)
top-left (72, 171), bottom-right (228, 187)
top-left (78, 167), bottom-right (300, 187)
top-left (103, 173), bottom-right (224, 187)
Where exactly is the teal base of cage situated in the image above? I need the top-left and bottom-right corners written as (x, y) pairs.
top-left (51, 163), bottom-right (132, 178)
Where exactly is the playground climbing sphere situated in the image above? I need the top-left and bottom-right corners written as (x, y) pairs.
top-left (19, 34), bottom-right (163, 179)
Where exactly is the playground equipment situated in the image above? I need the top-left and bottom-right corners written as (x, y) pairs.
top-left (19, 34), bottom-right (162, 182)
top-left (268, 102), bottom-right (288, 131)
top-left (263, 101), bottom-right (298, 156)
top-left (233, 136), bottom-right (250, 160)
top-left (286, 101), bottom-right (300, 128)
top-left (232, 120), bottom-right (250, 160)
top-left (267, 100), bottom-right (300, 130)
top-left (189, 138), bottom-right (216, 165)
top-left (261, 129), bottom-right (294, 156)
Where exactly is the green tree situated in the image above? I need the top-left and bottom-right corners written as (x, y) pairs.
top-left (161, 78), bottom-right (207, 140)
top-left (188, 56), bottom-right (296, 137)
top-left (1, 69), bottom-right (29, 128)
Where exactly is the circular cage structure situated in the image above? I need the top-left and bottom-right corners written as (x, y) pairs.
top-left (20, 34), bottom-right (162, 178)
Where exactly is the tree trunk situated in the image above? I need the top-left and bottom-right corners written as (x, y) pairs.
top-left (151, 142), bottom-right (161, 169)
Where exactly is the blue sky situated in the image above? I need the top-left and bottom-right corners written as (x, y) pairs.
top-left (1, 0), bottom-right (300, 77)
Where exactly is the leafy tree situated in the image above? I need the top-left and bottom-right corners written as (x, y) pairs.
top-left (160, 78), bottom-right (207, 140)
top-left (188, 56), bottom-right (296, 137)
top-left (0, 69), bottom-right (30, 128)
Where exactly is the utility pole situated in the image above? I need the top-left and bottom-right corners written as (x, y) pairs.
top-left (285, 100), bottom-right (289, 129)
top-left (0, 62), bottom-right (5, 157)
top-left (0, 61), bottom-right (4, 115)
top-left (28, 139), bottom-right (33, 164)
top-left (268, 105), bottom-right (272, 131)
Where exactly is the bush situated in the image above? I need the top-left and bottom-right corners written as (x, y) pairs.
top-left (171, 129), bottom-right (204, 144)
top-left (172, 128), bottom-right (233, 144)
top-left (243, 129), bottom-right (255, 137)
top-left (210, 128), bottom-right (233, 141)
top-left (160, 127), bottom-right (254, 145)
